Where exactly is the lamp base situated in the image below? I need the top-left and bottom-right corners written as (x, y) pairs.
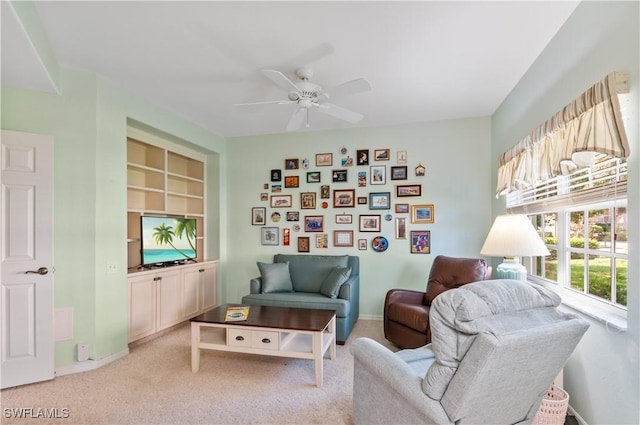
top-left (496, 257), bottom-right (527, 280)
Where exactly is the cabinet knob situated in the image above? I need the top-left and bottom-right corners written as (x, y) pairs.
top-left (235, 336), bottom-right (244, 341)
top-left (261, 338), bottom-right (271, 344)
top-left (199, 269), bottom-right (205, 273)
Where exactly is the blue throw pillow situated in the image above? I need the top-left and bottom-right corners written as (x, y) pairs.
top-left (257, 261), bottom-right (294, 293)
top-left (319, 267), bottom-right (352, 298)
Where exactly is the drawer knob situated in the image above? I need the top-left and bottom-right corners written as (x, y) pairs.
top-left (235, 336), bottom-right (245, 341)
top-left (261, 338), bottom-right (271, 344)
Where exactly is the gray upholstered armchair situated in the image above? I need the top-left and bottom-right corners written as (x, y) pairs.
top-left (352, 279), bottom-right (589, 425)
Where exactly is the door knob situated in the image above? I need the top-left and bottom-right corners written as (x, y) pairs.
top-left (25, 267), bottom-right (48, 275)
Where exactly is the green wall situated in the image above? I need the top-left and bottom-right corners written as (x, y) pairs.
top-left (1, 68), bottom-right (225, 366)
top-left (225, 119), bottom-right (492, 316)
top-left (492, 2), bottom-right (639, 423)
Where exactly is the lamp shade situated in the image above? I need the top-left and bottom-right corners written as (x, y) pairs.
top-left (480, 214), bottom-right (550, 257)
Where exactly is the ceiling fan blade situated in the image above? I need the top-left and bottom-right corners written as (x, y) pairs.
top-left (322, 78), bottom-right (371, 99)
top-left (315, 103), bottom-right (364, 124)
top-left (233, 99), bottom-right (296, 106)
top-left (262, 69), bottom-right (301, 93)
top-left (286, 108), bottom-right (307, 132)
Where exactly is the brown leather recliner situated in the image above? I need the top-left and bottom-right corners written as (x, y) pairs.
top-left (383, 255), bottom-right (491, 349)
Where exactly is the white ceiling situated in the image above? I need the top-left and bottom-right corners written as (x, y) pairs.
top-left (2, 1), bottom-right (580, 138)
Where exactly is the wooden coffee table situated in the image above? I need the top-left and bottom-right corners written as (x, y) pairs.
top-left (190, 304), bottom-right (336, 387)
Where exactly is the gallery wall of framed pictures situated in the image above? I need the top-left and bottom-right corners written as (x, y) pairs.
top-left (253, 148), bottom-right (435, 254)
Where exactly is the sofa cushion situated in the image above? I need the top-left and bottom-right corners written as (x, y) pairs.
top-left (257, 261), bottom-right (293, 293)
top-left (274, 254), bottom-right (349, 293)
top-left (241, 292), bottom-right (350, 317)
top-left (320, 267), bottom-right (352, 298)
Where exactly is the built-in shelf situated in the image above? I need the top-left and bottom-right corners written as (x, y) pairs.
top-left (127, 136), bottom-right (207, 269)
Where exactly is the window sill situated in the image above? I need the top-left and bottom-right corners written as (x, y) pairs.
top-left (528, 277), bottom-right (627, 332)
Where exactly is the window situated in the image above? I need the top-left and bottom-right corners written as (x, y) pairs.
top-left (527, 201), bottom-right (627, 308)
top-left (499, 79), bottom-right (631, 326)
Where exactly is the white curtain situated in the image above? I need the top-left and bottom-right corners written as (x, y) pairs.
top-left (496, 72), bottom-right (630, 196)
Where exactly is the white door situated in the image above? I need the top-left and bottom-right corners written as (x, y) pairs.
top-left (1, 129), bottom-right (54, 389)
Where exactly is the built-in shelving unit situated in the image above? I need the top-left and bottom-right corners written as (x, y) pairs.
top-left (126, 136), bottom-right (206, 269)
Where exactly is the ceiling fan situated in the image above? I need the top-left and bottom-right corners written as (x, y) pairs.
top-left (234, 67), bottom-right (371, 131)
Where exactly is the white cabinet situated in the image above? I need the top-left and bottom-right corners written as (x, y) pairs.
top-left (182, 261), bottom-right (218, 316)
top-left (128, 261), bottom-right (218, 343)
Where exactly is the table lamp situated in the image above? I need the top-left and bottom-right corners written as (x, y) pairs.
top-left (480, 214), bottom-right (550, 280)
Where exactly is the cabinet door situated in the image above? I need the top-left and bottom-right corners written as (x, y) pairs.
top-left (156, 269), bottom-right (182, 330)
top-left (129, 275), bottom-right (156, 342)
top-left (199, 263), bottom-right (218, 312)
top-left (181, 267), bottom-right (201, 319)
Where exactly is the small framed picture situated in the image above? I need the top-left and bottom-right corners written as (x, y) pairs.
top-left (341, 156), bottom-right (354, 167)
top-left (395, 203), bottom-right (409, 214)
top-left (411, 230), bottom-right (430, 254)
top-left (335, 214), bottom-right (353, 224)
top-left (307, 171), bottom-right (321, 183)
top-left (357, 196), bottom-right (367, 205)
top-left (391, 166), bottom-right (408, 180)
top-left (411, 204), bottom-right (435, 224)
top-left (358, 171), bottom-right (367, 187)
top-left (357, 149), bottom-right (369, 166)
top-left (316, 153), bottom-right (333, 167)
top-left (316, 234), bottom-right (328, 249)
top-left (260, 193), bottom-right (269, 201)
top-left (271, 184), bottom-right (282, 193)
top-left (395, 217), bottom-right (407, 239)
top-left (320, 185), bottom-right (330, 199)
top-left (332, 169), bottom-right (348, 182)
top-left (270, 194), bottom-right (292, 208)
top-left (370, 165), bottom-right (386, 185)
top-left (271, 169), bottom-right (282, 182)
top-left (397, 150), bottom-right (407, 164)
top-left (359, 214), bottom-right (381, 232)
top-left (369, 192), bottom-right (391, 210)
top-left (252, 207), bottom-right (266, 225)
top-left (300, 192), bottom-right (316, 209)
top-left (286, 211), bottom-right (299, 221)
top-left (304, 215), bottom-right (324, 232)
top-left (415, 163), bottom-right (426, 176)
top-left (261, 227), bottom-right (279, 245)
top-left (334, 230), bottom-right (354, 247)
top-left (333, 189), bottom-right (356, 208)
top-left (298, 236), bottom-right (310, 253)
top-left (282, 228), bottom-right (290, 246)
top-left (285, 158), bottom-right (299, 170)
top-left (374, 149), bottom-right (390, 161)
top-left (284, 176), bottom-right (299, 188)
top-left (396, 184), bottom-right (422, 198)
top-left (358, 239), bottom-right (368, 250)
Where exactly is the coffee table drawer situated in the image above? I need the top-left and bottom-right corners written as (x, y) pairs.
top-left (227, 329), bottom-right (279, 350)
top-left (228, 328), bottom-right (252, 348)
top-left (251, 330), bottom-right (279, 350)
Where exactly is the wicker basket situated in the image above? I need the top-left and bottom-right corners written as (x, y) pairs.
top-left (532, 385), bottom-right (570, 425)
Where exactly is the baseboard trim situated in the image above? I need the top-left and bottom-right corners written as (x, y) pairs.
top-left (359, 314), bottom-right (382, 320)
top-left (54, 348), bottom-right (129, 377)
top-left (567, 405), bottom-right (588, 425)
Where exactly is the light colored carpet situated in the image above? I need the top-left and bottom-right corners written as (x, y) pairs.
top-left (1, 319), bottom-right (397, 425)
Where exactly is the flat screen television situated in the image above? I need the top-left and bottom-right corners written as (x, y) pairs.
top-left (141, 216), bottom-right (197, 267)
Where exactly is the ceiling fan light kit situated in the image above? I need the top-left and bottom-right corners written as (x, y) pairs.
top-left (235, 67), bottom-right (371, 132)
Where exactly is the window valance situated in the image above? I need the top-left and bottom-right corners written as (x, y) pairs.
top-left (496, 71), bottom-right (630, 196)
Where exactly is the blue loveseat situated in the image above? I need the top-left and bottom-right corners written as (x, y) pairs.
top-left (241, 254), bottom-right (359, 344)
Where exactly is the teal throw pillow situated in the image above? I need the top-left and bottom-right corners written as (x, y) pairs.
top-left (319, 267), bottom-right (352, 298)
top-left (257, 261), bottom-right (294, 293)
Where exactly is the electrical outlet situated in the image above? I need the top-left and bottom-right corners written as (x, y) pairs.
top-left (106, 262), bottom-right (118, 274)
top-left (77, 343), bottom-right (90, 362)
